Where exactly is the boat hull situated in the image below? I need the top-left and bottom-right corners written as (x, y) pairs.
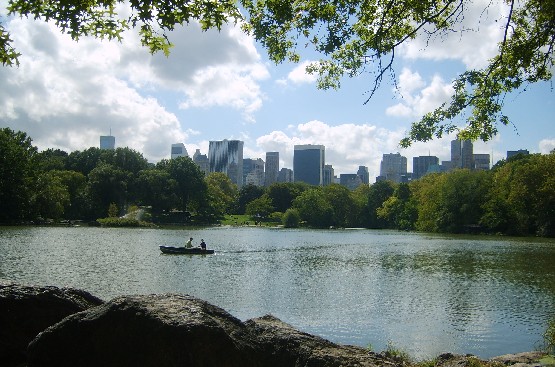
top-left (159, 246), bottom-right (214, 255)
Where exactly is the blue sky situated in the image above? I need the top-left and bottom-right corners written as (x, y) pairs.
top-left (1, 0), bottom-right (553, 180)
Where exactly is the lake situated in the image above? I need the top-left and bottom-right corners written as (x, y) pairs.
top-left (0, 226), bottom-right (554, 359)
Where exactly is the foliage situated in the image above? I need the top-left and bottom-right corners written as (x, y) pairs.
top-left (246, 193), bottom-right (274, 218)
top-left (243, 0), bottom-right (554, 145)
top-left (33, 172), bottom-right (70, 220)
top-left (377, 183), bottom-right (417, 230)
top-left (267, 182), bottom-right (309, 213)
top-left (366, 180), bottom-right (396, 229)
top-left (293, 188), bottom-right (334, 228)
top-left (107, 203), bottom-right (118, 218)
top-left (2, 1), bottom-right (553, 145)
top-left (205, 172), bottom-right (238, 216)
top-left (96, 216), bottom-right (154, 228)
top-left (0, 128), bottom-right (38, 223)
top-left (322, 184), bottom-right (353, 227)
top-left (544, 315), bottom-right (555, 354)
top-left (236, 184), bottom-right (266, 214)
top-left (135, 169), bottom-right (177, 214)
top-left (158, 156), bottom-right (207, 213)
top-left (282, 208), bottom-right (300, 228)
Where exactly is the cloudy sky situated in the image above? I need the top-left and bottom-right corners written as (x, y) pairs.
top-left (1, 0), bottom-right (554, 180)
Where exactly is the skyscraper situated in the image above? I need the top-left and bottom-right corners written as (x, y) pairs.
top-left (171, 143), bottom-right (188, 159)
top-left (100, 135), bottom-right (115, 150)
top-left (379, 153), bottom-right (407, 183)
top-left (243, 158), bottom-right (265, 186)
top-left (193, 149), bottom-right (209, 176)
top-left (208, 140), bottom-right (244, 187)
top-left (473, 154), bottom-right (490, 170)
top-left (450, 139), bottom-right (474, 169)
top-left (323, 164), bottom-right (334, 186)
top-left (293, 144), bottom-right (325, 186)
top-left (264, 152), bottom-right (279, 187)
top-left (357, 166), bottom-right (369, 185)
top-left (413, 156), bottom-right (439, 180)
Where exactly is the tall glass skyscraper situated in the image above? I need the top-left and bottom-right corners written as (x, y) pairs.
top-left (293, 144), bottom-right (325, 186)
top-left (208, 140), bottom-right (244, 187)
top-left (264, 152), bottom-right (279, 187)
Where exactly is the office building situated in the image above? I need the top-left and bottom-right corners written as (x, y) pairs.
top-left (323, 165), bottom-right (334, 186)
top-left (100, 135), bottom-right (115, 150)
top-left (379, 153), bottom-right (407, 183)
top-left (413, 156), bottom-right (439, 180)
top-left (357, 166), bottom-right (369, 185)
top-left (340, 174), bottom-right (362, 190)
top-left (171, 143), bottom-right (188, 159)
top-left (293, 144), bottom-right (325, 185)
top-left (193, 149), bottom-right (209, 176)
top-left (264, 152), bottom-right (279, 187)
top-left (243, 158), bottom-right (265, 186)
top-left (473, 154), bottom-right (490, 170)
top-left (208, 140), bottom-right (244, 187)
top-left (507, 149), bottom-right (529, 159)
top-left (278, 168), bottom-right (293, 183)
top-left (450, 139), bottom-right (474, 169)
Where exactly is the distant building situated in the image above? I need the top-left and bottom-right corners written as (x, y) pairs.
top-left (264, 152), bottom-right (279, 187)
top-left (323, 164), bottom-right (334, 186)
top-left (100, 135), bottom-right (115, 150)
top-left (340, 174), bottom-right (362, 190)
top-left (243, 158), bottom-right (265, 186)
top-left (193, 149), bottom-right (209, 176)
top-left (293, 144), bottom-right (325, 186)
top-left (208, 140), bottom-right (244, 188)
top-left (473, 154), bottom-right (490, 170)
top-left (278, 168), bottom-right (293, 183)
top-left (357, 166), bottom-right (370, 185)
top-left (449, 139), bottom-right (474, 169)
top-left (171, 143), bottom-right (188, 159)
top-left (413, 156), bottom-right (439, 180)
top-left (379, 153), bottom-right (407, 183)
top-left (507, 149), bottom-right (529, 159)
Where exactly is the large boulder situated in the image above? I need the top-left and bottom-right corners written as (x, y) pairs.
top-left (27, 294), bottom-right (260, 367)
top-left (245, 314), bottom-right (389, 367)
top-left (0, 280), bottom-right (103, 367)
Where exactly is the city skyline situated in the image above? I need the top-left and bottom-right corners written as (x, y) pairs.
top-left (1, 3), bottom-right (553, 182)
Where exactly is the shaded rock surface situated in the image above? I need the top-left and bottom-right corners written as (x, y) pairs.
top-left (0, 280), bottom-right (103, 367)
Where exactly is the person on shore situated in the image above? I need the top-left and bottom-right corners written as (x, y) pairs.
top-left (185, 237), bottom-right (193, 248)
top-left (200, 239), bottom-right (207, 250)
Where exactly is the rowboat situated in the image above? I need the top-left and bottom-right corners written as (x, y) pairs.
top-left (159, 246), bottom-right (215, 255)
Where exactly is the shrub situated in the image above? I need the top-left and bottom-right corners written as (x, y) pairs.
top-left (282, 208), bottom-right (300, 228)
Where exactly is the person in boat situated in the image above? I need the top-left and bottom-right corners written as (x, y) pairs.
top-left (199, 239), bottom-right (207, 250)
top-left (185, 237), bottom-right (193, 248)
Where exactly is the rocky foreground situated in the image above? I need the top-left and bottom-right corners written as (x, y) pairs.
top-left (0, 280), bottom-right (549, 367)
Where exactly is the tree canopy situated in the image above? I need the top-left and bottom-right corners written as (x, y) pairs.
top-left (2, 0), bottom-right (553, 144)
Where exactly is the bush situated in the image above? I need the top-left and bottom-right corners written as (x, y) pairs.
top-left (282, 208), bottom-right (300, 228)
top-left (96, 217), bottom-right (155, 228)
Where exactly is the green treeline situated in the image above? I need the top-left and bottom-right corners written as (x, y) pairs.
top-left (1, 128), bottom-right (554, 237)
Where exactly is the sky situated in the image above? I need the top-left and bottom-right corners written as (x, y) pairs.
top-left (1, 0), bottom-right (554, 181)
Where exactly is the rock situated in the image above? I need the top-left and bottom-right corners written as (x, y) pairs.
top-left (27, 294), bottom-right (389, 367)
top-left (0, 280), bottom-right (104, 367)
top-left (27, 294), bottom-right (260, 367)
top-left (490, 351), bottom-right (546, 367)
top-left (245, 314), bottom-right (384, 367)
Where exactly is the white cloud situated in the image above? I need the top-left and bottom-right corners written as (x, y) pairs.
top-left (539, 139), bottom-right (555, 154)
top-left (398, 0), bottom-right (508, 69)
top-left (277, 60), bottom-right (318, 86)
top-left (0, 13), bottom-right (269, 161)
top-left (387, 70), bottom-right (454, 118)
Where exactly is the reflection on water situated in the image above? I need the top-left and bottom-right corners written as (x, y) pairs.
top-left (0, 226), bottom-right (554, 359)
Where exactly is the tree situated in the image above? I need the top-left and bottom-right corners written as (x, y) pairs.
top-left (282, 208), bottom-right (301, 228)
top-left (366, 181), bottom-right (396, 229)
top-left (243, 0), bottom-right (555, 146)
top-left (205, 172), bottom-right (238, 218)
top-left (135, 169), bottom-right (178, 214)
top-left (377, 183), bottom-right (417, 230)
top-left (293, 188), bottom-right (334, 228)
top-left (267, 182), bottom-right (308, 213)
top-left (87, 162), bottom-right (131, 218)
top-left (0, 128), bottom-right (38, 222)
top-left (245, 194), bottom-right (274, 219)
top-left (236, 184), bottom-right (266, 214)
top-left (322, 184), bottom-right (353, 227)
top-left (33, 171), bottom-right (71, 220)
top-left (158, 157), bottom-right (207, 213)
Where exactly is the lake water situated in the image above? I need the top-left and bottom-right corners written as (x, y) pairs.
top-left (0, 226), bottom-right (554, 359)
